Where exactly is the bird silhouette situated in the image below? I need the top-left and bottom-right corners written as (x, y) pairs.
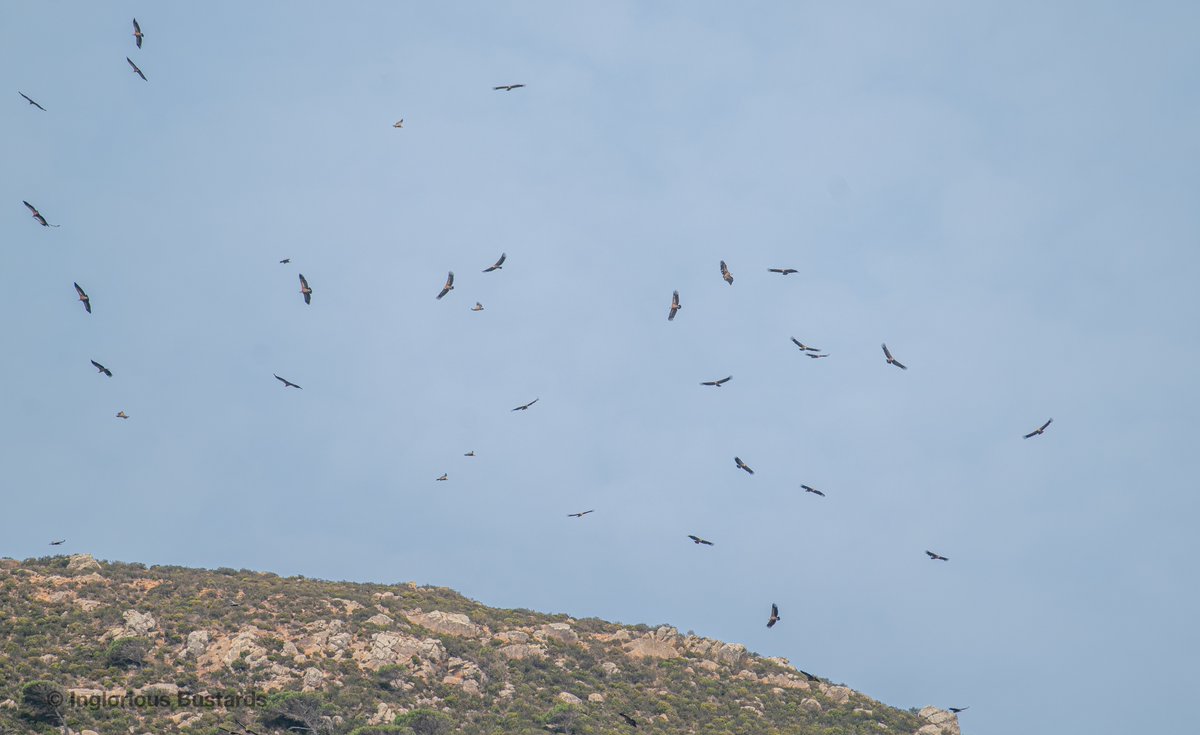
top-left (949, 707), bottom-right (969, 714)
top-left (464, 450), bottom-right (475, 457)
top-left (436, 474), bottom-right (448, 481)
top-left (1023, 418), bottom-right (1053, 439)
top-left (720, 260), bottom-right (734, 285)
top-left (567, 510), bottom-right (594, 518)
top-left (493, 84), bottom-right (526, 91)
top-left (483, 253), bottom-right (506, 272)
top-left (299, 274), bottom-right (312, 304)
top-left (393, 119), bottom-right (403, 128)
top-left (734, 456), bottom-right (754, 475)
top-left (801, 485), bottom-right (825, 497)
top-left (882, 343), bottom-right (907, 370)
top-left (687, 535), bottom-right (714, 546)
top-left (512, 398), bottom-right (539, 411)
top-left (926, 550), bottom-right (949, 561)
top-left (701, 376), bottom-right (732, 387)
top-left (618, 712), bottom-right (637, 728)
top-left (91, 360), bottom-right (112, 377)
top-left (768, 268), bottom-right (798, 275)
top-left (49, 539), bottom-right (66, 546)
top-left (471, 302), bottom-right (484, 312)
top-left (19, 92), bottom-right (46, 111)
top-left (126, 57), bottom-right (147, 81)
top-left (668, 290), bottom-right (681, 321)
top-left (279, 258), bottom-right (290, 264)
top-left (767, 603), bottom-right (780, 628)
top-left (132, 18), bottom-right (144, 48)
top-left (74, 283), bottom-right (91, 313)
top-left (436, 271), bottom-right (454, 299)
top-left (116, 411), bottom-right (129, 419)
top-left (273, 374), bottom-right (302, 389)
top-left (791, 338), bottom-right (820, 352)
top-left (23, 201), bottom-right (59, 227)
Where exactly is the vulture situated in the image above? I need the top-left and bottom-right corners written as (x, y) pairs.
top-left (799, 670), bottom-right (819, 682)
top-left (132, 18), bottom-right (144, 48)
top-left (807, 353), bottom-right (829, 359)
top-left (734, 456), bottom-right (754, 475)
top-left (925, 550), bottom-right (949, 561)
top-left (881, 343), bottom-right (907, 370)
top-left (23, 200), bottom-right (58, 227)
top-left (687, 535), bottom-right (714, 546)
top-left (74, 283), bottom-right (91, 313)
top-left (791, 338), bottom-right (820, 352)
top-left (768, 268), bottom-right (798, 275)
top-left (767, 603), bottom-right (781, 628)
top-left (464, 451), bottom-right (475, 457)
top-left (436, 474), bottom-right (448, 481)
top-left (299, 274), bottom-right (312, 304)
top-left (436, 271), bottom-right (454, 299)
top-left (91, 360), bottom-right (112, 377)
top-left (273, 374), bottom-right (302, 389)
top-left (618, 712), bottom-right (638, 728)
top-left (801, 485), bottom-right (825, 497)
top-left (567, 510), bottom-right (594, 518)
top-left (471, 302), bottom-right (484, 312)
top-left (700, 376), bottom-right (732, 387)
top-left (116, 411), bottom-right (129, 419)
top-left (483, 253), bottom-right (506, 272)
top-left (493, 84), bottom-right (526, 91)
top-left (393, 119), bottom-right (403, 128)
top-left (720, 260), bottom-right (734, 285)
top-left (512, 398), bottom-right (539, 411)
top-left (1023, 418), bottom-right (1053, 439)
top-left (19, 92), bottom-right (46, 111)
top-left (949, 707), bottom-right (969, 714)
top-left (126, 57), bottom-right (147, 81)
top-left (668, 290), bottom-right (681, 321)
top-left (50, 539), bottom-right (66, 546)
top-left (279, 258), bottom-right (291, 264)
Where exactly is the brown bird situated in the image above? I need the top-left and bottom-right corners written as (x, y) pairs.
top-left (799, 670), bottom-right (819, 682)
top-left (91, 360), bottom-right (112, 377)
top-left (701, 376), bottom-right (732, 387)
top-left (882, 343), bottom-right (907, 370)
top-left (23, 201), bottom-right (59, 227)
top-left (768, 268), bottom-right (798, 275)
top-left (949, 707), bottom-right (969, 714)
top-left (298, 274), bottom-right (312, 304)
top-left (687, 535), bottom-right (714, 546)
top-left (126, 57), bottom-right (147, 81)
top-left (470, 302), bottom-right (484, 312)
top-left (483, 253), bottom-right (506, 272)
top-left (436, 474), bottom-right (448, 481)
top-left (720, 260), bottom-right (734, 285)
top-left (74, 282), bottom-right (91, 313)
top-left (734, 456), bottom-right (754, 475)
top-left (925, 550), bottom-right (949, 561)
top-left (494, 84), bottom-right (526, 91)
top-left (436, 271), bottom-right (454, 299)
top-left (512, 398), bottom-right (539, 411)
top-left (618, 712), bottom-right (637, 728)
top-left (807, 353), bottom-right (829, 359)
top-left (279, 258), bottom-right (290, 264)
top-left (801, 485), bottom-right (825, 497)
top-left (1023, 418), bottom-right (1053, 439)
top-left (19, 92), bottom-right (46, 111)
top-left (668, 290), bottom-right (681, 321)
top-left (568, 510), bottom-right (594, 518)
top-left (766, 603), bottom-right (780, 628)
top-left (273, 374), bottom-right (302, 389)
top-left (49, 539), bottom-right (66, 546)
top-left (791, 338), bottom-right (820, 352)
top-left (393, 119), bottom-right (403, 128)
top-left (464, 450), bottom-right (475, 457)
top-left (116, 411), bottom-right (129, 419)
top-left (132, 18), bottom-right (144, 48)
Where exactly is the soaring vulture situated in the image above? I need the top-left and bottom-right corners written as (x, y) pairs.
top-left (436, 271), bottom-right (454, 299)
top-left (925, 550), bottom-right (949, 561)
top-left (273, 374), bottom-right (302, 389)
top-left (126, 57), bottom-right (147, 81)
top-left (19, 92), bottom-right (46, 111)
top-left (881, 343), bottom-right (907, 370)
top-left (493, 84), bottom-right (526, 91)
top-left (132, 18), bottom-right (144, 48)
top-left (687, 535), bottom-right (714, 546)
top-left (766, 603), bottom-right (780, 628)
top-left (734, 456), bottom-right (754, 475)
top-left (700, 376), bottom-right (732, 387)
top-left (512, 398), bottom-right (539, 411)
top-left (720, 260), bottom-right (734, 285)
top-left (668, 290), bottom-right (681, 321)
top-left (299, 274), bottom-right (312, 304)
top-left (483, 253), bottom-right (506, 272)
top-left (1023, 418), bottom-right (1053, 439)
top-left (74, 283), bottom-right (91, 313)
top-left (91, 360), bottom-right (112, 377)
top-left (568, 510), bottom-right (594, 518)
top-left (769, 268), bottom-right (798, 275)
top-left (801, 485), bottom-right (825, 497)
top-left (23, 201), bottom-right (58, 227)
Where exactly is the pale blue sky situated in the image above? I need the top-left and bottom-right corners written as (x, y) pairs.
top-left (4, 3), bottom-right (1199, 733)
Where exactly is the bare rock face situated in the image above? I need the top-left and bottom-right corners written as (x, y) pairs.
top-left (301, 668), bottom-right (326, 691)
top-left (298, 620), bottom-right (352, 657)
top-left (441, 657), bottom-right (486, 695)
top-left (600, 661), bottom-right (620, 676)
top-left (825, 685), bottom-right (852, 705)
top-left (365, 613), bottom-right (394, 627)
top-left (497, 643), bottom-right (547, 660)
top-left (801, 697), bottom-right (822, 713)
top-left (624, 626), bottom-right (681, 659)
top-left (760, 672), bottom-right (811, 690)
top-left (494, 630), bottom-right (529, 644)
top-left (74, 598), bottom-right (104, 612)
top-left (536, 622), bottom-right (579, 644)
top-left (185, 630), bottom-right (210, 658)
top-left (917, 707), bottom-right (962, 735)
top-left (221, 627), bottom-right (269, 668)
top-left (67, 554), bottom-right (102, 573)
top-left (405, 609), bottom-right (484, 638)
top-left (354, 631), bottom-right (445, 672)
top-left (588, 693), bottom-right (605, 703)
top-left (122, 609), bottom-right (158, 636)
top-left (557, 692), bottom-right (583, 705)
top-left (681, 636), bottom-right (748, 667)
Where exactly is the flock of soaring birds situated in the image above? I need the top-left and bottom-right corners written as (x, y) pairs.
top-left (11, 16), bottom-right (1065, 728)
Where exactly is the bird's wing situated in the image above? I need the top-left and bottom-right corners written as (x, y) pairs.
top-left (718, 376), bottom-right (731, 384)
top-left (127, 57), bottom-right (138, 71)
top-left (299, 274), bottom-right (309, 288)
top-left (446, 271), bottom-right (454, 287)
top-left (496, 253), bottom-right (506, 266)
top-left (893, 360), bottom-right (907, 370)
top-left (274, 375), bottom-right (287, 384)
top-left (882, 343), bottom-right (893, 360)
top-left (1041, 419), bottom-right (1053, 431)
top-left (791, 337), bottom-right (802, 348)
top-left (24, 201), bottom-right (36, 213)
top-left (527, 398), bottom-right (539, 407)
top-left (688, 535), bottom-right (699, 542)
top-left (926, 551), bottom-right (936, 558)
top-left (74, 283), bottom-right (86, 297)
top-left (771, 603), bottom-right (778, 616)
top-left (133, 18), bottom-right (141, 34)
top-left (672, 290), bottom-right (679, 305)
top-left (91, 360), bottom-right (103, 370)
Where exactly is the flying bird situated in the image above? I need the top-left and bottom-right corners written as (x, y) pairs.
top-left (73, 283), bottom-right (91, 313)
top-left (798, 670), bottom-right (819, 682)
top-left (464, 451), bottom-right (475, 457)
top-left (436, 474), bottom-right (448, 481)
top-left (668, 290), bottom-right (681, 321)
top-left (393, 119), bottom-right (403, 128)
top-left (791, 338), bottom-right (820, 352)
top-left (279, 258), bottom-right (290, 264)
top-left (512, 398), bottom-right (539, 411)
top-left (132, 18), bottom-right (144, 48)
top-left (91, 360), bottom-right (112, 377)
top-left (618, 713), bottom-right (638, 728)
top-left (949, 707), bottom-right (969, 714)
top-left (436, 271), bottom-right (454, 299)
top-left (801, 485), bottom-right (825, 497)
top-left (720, 260), bottom-right (734, 285)
top-left (116, 411), bottom-right (129, 419)
top-left (19, 92), bottom-right (46, 111)
top-left (482, 253), bottom-right (506, 272)
top-left (23, 201), bottom-right (58, 227)
top-left (687, 535), bottom-right (714, 546)
top-left (126, 57), bottom-right (147, 81)
top-left (1023, 418), bottom-right (1053, 439)
top-left (807, 353), bottom-right (829, 359)
top-left (493, 84), bottom-right (526, 91)
top-left (766, 603), bottom-right (781, 628)
top-left (734, 456), bottom-right (754, 475)
top-left (50, 539), bottom-right (66, 546)
top-left (768, 268), bottom-right (798, 275)
top-left (567, 510), bottom-right (594, 518)
top-left (273, 374), bottom-right (302, 389)
top-left (470, 302), bottom-right (484, 312)
top-left (700, 376), bottom-right (732, 387)
top-left (925, 550), bottom-right (949, 561)
top-left (298, 274), bottom-right (312, 304)
top-left (881, 343), bottom-right (907, 370)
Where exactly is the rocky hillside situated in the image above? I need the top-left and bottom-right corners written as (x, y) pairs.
top-left (0, 555), bottom-right (963, 735)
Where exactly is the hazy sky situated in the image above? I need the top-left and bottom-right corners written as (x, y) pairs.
top-left (4, 3), bottom-right (1199, 734)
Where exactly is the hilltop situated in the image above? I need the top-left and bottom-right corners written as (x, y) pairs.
top-left (0, 555), bottom-right (963, 734)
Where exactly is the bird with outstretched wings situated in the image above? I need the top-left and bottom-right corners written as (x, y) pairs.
top-left (127, 57), bottom-right (147, 81)
top-left (436, 271), bottom-right (454, 299)
top-left (799, 670), bottom-right (819, 682)
top-left (24, 201), bottom-right (58, 227)
top-left (720, 260), bottom-right (734, 285)
top-left (791, 337), bottom-right (820, 352)
top-left (74, 283), bottom-right (91, 313)
top-left (767, 603), bottom-right (780, 628)
top-left (483, 253), bottom-right (506, 272)
top-left (494, 84), bottom-right (526, 91)
top-left (393, 119), bottom-right (403, 128)
top-left (116, 411), bottom-right (129, 419)
top-left (436, 474), bottom-right (448, 481)
top-left (1023, 418), bottom-right (1053, 439)
top-left (949, 707), bottom-right (969, 714)
top-left (274, 374), bottom-right (302, 389)
top-left (734, 456), bottom-right (754, 475)
top-left (279, 258), bottom-right (290, 264)
top-left (668, 290), bottom-right (680, 321)
top-left (464, 451), bottom-right (475, 457)
top-left (132, 18), bottom-right (144, 48)
top-left (50, 539), bottom-right (66, 545)
top-left (701, 376), bottom-right (731, 387)
top-left (801, 485), bottom-right (825, 497)
top-left (618, 712), bottom-right (637, 728)
top-left (567, 510), bottom-right (594, 518)
top-left (926, 550), bottom-right (949, 561)
top-left (882, 343), bottom-right (907, 370)
top-left (91, 360), bottom-right (112, 377)
top-left (687, 535), bottom-right (714, 546)
top-left (299, 274), bottom-right (312, 304)
top-left (471, 302), bottom-right (484, 312)
top-left (19, 92), bottom-right (46, 111)
top-left (769, 268), bottom-right (798, 275)
top-left (512, 398), bottom-right (539, 411)
top-left (807, 353), bottom-right (829, 359)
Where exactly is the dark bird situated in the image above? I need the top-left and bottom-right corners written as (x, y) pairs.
top-left (1023, 418), bottom-right (1053, 439)
top-left (91, 360), bottom-right (112, 377)
top-left (49, 539), bottom-right (66, 546)
top-left (116, 411), bottom-right (129, 419)
top-left (279, 258), bottom-right (290, 264)
top-left (393, 119), bottom-right (403, 128)
top-left (273, 374), bottom-right (302, 389)
top-left (687, 535), bottom-right (714, 546)
top-left (436, 474), bottom-right (448, 481)
top-left (567, 510), bottom-right (594, 518)
top-left (807, 353), bottom-right (829, 359)
top-left (19, 92), bottom-right (46, 111)
top-left (668, 290), bottom-right (681, 321)
top-left (493, 84), bottom-right (526, 91)
top-left (618, 713), bottom-right (638, 728)
top-left (801, 485), bottom-right (825, 497)
top-left (720, 260), bottom-right (734, 285)
top-left (925, 550), bottom-right (949, 561)
top-left (298, 274), bottom-right (312, 304)
top-left (798, 670), bottom-right (819, 682)
top-left (791, 338), bottom-right (820, 352)
top-left (768, 268), bottom-right (798, 275)
top-left (881, 343), bottom-right (907, 370)
top-left (74, 282), bottom-right (91, 313)
top-left (436, 271), bottom-right (454, 299)
top-left (471, 302), bottom-right (484, 312)
top-left (132, 18), bottom-right (144, 48)
top-left (23, 200), bottom-right (59, 227)
top-left (767, 603), bottom-right (781, 628)
top-left (464, 450), bottom-right (475, 457)
top-left (483, 253), bottom-right (506, 272)
top-left (512, 398), bottom-right (539, 411)
top-left (701, 376), bottom-right (732, 387)
top-left (126, 57), bottom-right (147, 81)
top-left (949, 707), bottom-right (969, 714)
top-left (734, 456), bottom-right (754, 475)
